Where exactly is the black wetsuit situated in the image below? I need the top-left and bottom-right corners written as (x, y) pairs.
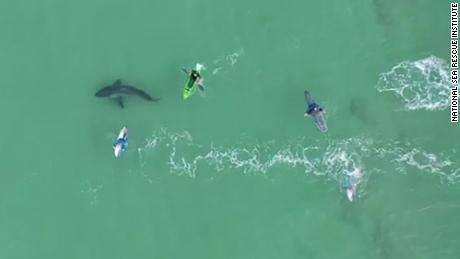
top-left (190, 70), bottom-right (201, 82)
top-left (185, 69), bottom-right (203, 92)
top-left (304, 90), bottom-right (323, 114)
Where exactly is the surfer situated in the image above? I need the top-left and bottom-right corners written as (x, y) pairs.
top-left (183, 65), bottom-right (205, 92)
top-left (303, 90), bottom-right (328, 132)
top-left (113, 127), bottom-right (128, 158)
top-left (304, 91), bottom-right (324, 116)
top-left (342, 173), bottom-right (359, 202)
top-left (304, 104), bottom-right (324, 116)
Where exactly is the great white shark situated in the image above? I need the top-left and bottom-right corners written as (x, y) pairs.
top-left (95, 79), bottom-right (159, 108)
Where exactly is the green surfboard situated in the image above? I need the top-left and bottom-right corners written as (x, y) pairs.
top-left (183, 77), bottom-right (196, 100)
top-left (183, 64), bottom-right (203, 100)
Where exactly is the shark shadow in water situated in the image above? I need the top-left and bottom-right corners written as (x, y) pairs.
top-left (95, 79), bottom-right (160, 108)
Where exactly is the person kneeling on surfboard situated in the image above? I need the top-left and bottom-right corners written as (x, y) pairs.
top-left (183, 65), bottom-right (205, 92)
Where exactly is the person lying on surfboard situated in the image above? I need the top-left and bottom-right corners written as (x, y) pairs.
top-left (113, 127), bottom-right (128, 158)
top-left (303, 91), bottom-right (324, 116)
top-left (183, 64), bottom-right (205, 92)
top-left (303, 90), bottom-right (328, 132)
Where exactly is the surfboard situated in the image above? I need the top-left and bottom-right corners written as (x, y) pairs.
top-left (113, 127), bottom-right (128, 157)
top-left (343, 174), bottom-right (358, 202)
top-left (183, 64), bottom-right (203, 100)
top-left (346, 188), bottom-right (355, 202)
top-left (311, 111), bottom-right (328, 133)
top-left (183, 77), bottom-right (196, 100)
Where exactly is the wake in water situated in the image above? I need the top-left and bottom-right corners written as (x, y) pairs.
top-left (211, 49), bottom-right (244, 75)
top-left (137, 129), bottom-right (460, 199)
top-left (376, 56), bottom-right (450, 111)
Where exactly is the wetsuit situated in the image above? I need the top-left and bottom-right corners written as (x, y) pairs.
top-left (304, 91), bottom-right (323, 115)
top-left (113, 134), bottom-right (128, 152)
top-left (307, 103), bottom-right (322, 114)
top-left (190, 70), bottom-right (201, 81)
top-left (184, 70), bottom-right (202, 92)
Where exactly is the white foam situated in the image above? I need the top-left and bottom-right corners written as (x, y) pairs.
top-left (375, 143), bottom-right (460, 184)
top-left (377, 56), bottom-right (450, 111)
top-left (212, 67), bottom-right (222, 75)
top-left (136, 129), bottom-right (460, 200)
top-left (137, 129), bottom-right (370, 186)
top-left (81, 181), bottom-right (103, 206)
top-left (226, 50), bottom-right (243, 65)
top-left (209, 49), bottom-right (244, 75)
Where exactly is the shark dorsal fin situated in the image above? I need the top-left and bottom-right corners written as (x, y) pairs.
top-left (113, 79), bottom-right (122, 87)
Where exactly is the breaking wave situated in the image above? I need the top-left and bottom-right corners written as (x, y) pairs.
top-left (377, 56), bottom-right (451, 111)
top-left (136, 129), bottom-right (460, 199)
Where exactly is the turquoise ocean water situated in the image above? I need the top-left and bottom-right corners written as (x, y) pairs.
top-left (0, 0), bottom-right (458, 258)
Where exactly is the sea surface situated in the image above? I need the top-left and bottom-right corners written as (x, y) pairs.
top-left (0, 0), bottom-right (458, 258)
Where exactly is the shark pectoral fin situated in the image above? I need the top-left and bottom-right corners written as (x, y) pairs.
top-left (114, 79), bottom-right (122, 87)
top-left (117, 96), bottom-right (125, 108)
